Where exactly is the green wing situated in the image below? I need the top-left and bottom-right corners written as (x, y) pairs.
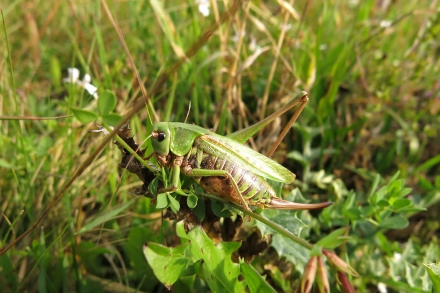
top-left (199, 133), bottom-right (295, 183)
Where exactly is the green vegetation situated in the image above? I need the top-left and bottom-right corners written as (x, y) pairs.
top-left (1, 0), bottom-right (439, 292)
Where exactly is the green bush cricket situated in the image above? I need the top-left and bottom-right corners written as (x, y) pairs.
top-left (146, 91), bottom-right (332, 212)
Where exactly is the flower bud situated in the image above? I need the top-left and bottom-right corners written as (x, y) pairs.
top-left (315, 257), bottom-right (330, 293)
top-left (300, 256), bottom-right (318, 293)
top-left (322, 250), bottom-right (359, 277)
top-left (337, 271), bottom-right (355, 293)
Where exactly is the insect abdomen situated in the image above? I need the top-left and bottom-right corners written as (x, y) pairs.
top-left (189, 138), bottom-right (275, 206)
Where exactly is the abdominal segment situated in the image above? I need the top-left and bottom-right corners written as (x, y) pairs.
top-left (189, 149), bottom-right (276, 207)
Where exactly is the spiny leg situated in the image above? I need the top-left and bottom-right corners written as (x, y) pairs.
top-left (182, 167), bottom-right (252, 213)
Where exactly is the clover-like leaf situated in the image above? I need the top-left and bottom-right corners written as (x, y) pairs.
top-left (71, 107), bottom-right (98, 123)
top-left (102, 113), bottom-right (122, 126)
top-left (98, 90), bottom-right (117, 115)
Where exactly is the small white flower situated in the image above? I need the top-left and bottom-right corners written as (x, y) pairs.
top-left (63, 67), bottom-right (98, 99)
top-left (349, 0), bottom-right (359, 6)
top-left (231, 30), bottom-right (246, 43)
top-left (319, 44), bottom-right (327, 51)
top-left (380, 20), bottom-right (392, 28)
top-left (377, 282), bottom-right (388, 293)
top-left (249, 37), bottom-right (262, 52)
top-left (196, 0), bottom-right (210, 17)
top-left (279, 23), bottom-right (292, 31)
top-left (393, 252), bottom-right (402, 261)
top-left (63, 67), bottom-right (80, 83)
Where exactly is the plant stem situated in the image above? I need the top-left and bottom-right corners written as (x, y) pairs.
top-left (196, 192), bottom-right (314, 250)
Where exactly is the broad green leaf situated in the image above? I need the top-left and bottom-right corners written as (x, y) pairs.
top-left (102, 113), bottom-right (122, 126)
top-left (97, 90), bottom-right (116, 115)
top-left (186, 226), bottom-right (245, 293)
top-left (424, 263), bottom-right (440, 292)
top-left (378, 215), bottom-right (409, 229)
top-left (144, 242), bottom-right (193, 289)
top-left (71, 107), bottom-right (98, 123)
top-left (315, 227), bottom-right (350, 249)
top-left (240, 262), bottom-right (277, 293)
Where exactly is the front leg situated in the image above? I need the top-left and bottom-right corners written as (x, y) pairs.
top-left (157, 156), bottom-right (183, 194)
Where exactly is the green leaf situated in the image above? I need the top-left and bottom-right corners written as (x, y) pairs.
top-left (144, 242), bottom-right (194, 289)
top-left (193, 197), bottom-right (205, 222)
top-left (241, 262), bottom-right (277, 293)
top-left (211, 200), bottom-right (233, 218)
top-left (168, 193), bottom-right (181, 213)
top-left (378, 215), bottom-right (409, 229)
top-left (0, 158), bottom-right (13, 169)
top-left (424, 263), bottom-right (440, 292)
top-left (0, 255), bottom-right (18, 291)
top-left (392, 198), bottom-right (412, 210)
top-left (70, 107), bottom-right (98, 123)
top-left (271, 233), bottom-right (310, 273)
top-left (98, 90), bottom-right (117, 115)
top-left (186, 226), bottom-right (245, 293)
top-left (315, 227), bottom-right (350, 249)
top-left (78, 242), bottom-right (113, 275)
top-left (102, 113), bottom-right (122, 126)
top-left (187, 193), bottom-right (198, 208)
top-left (156, 193), bottom-right (169, 209)
top-left (257, 209), bottom-right (307, 237)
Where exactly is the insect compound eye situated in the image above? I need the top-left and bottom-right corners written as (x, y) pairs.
top-left (157, 132), bottom-right (166, 142)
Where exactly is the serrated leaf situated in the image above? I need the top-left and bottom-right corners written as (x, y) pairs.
top-left (102, 113), bottom-right (122, 126)
top-left (98, 90), bottom-right (116, 115)
top-left (424, 263), bottom-right (440, 292)
top-left (378, 215), bottom-right (409, 229)
top-left (257, 208), bottom-right (307, 237)
top-left (271, 233), bottom-right (310, 273)
top-left (315, 227), bottom-right (349, 249)
top-left (144, 242), bottom-right (193, 289)
top-left (71, 107), bottom-right (98, 123)
top-left (241, 263), bottom-right (277, 293)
